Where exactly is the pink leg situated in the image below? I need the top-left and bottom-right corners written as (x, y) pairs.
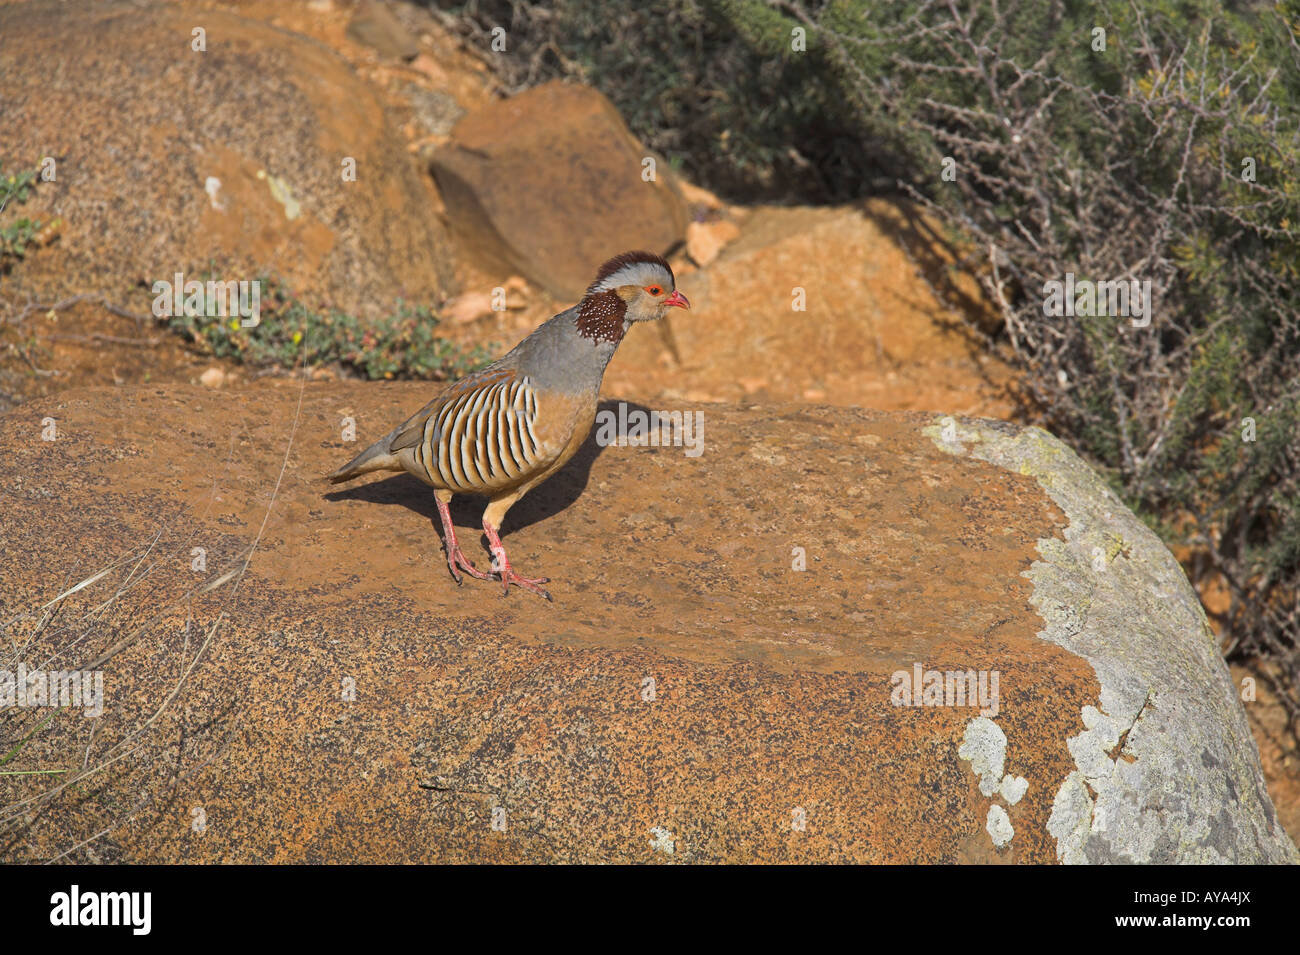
top-left (483, 521), bottom-right (551, 600)
top-left (436, 497), bottom-right (491, 584)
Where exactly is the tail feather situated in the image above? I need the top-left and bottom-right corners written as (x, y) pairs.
top-left (328, 431), bottom-right (401, 483)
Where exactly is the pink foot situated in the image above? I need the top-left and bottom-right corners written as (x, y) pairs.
top-left (484, 522), bottom-right (552, 601)
top-left (436, 498), bottom-right (491, 584)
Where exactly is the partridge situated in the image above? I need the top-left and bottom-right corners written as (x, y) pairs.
top-left (328, 251), bottom-right (690, 600)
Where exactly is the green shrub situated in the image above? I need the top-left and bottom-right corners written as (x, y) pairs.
top-left (155, 273), bottom-right (491, 381)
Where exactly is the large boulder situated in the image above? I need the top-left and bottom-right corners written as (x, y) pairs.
top-left (0, 0), bottom-right (456, 317)
top-left (431, 81), bottom-right (689, 301)
top-left (0, 381), bottom-right (1292, 863)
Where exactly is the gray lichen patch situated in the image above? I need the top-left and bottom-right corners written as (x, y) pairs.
top-left (927, 416), bottom-right (1299, 864)
top-left (959, 715), bottom-right (1031, 848)
top-left (986, 804), bottom-right (1014, 848)
top-left (649, 826), bottom-right (676, 856)
top-left (958, 716), bottom-right (1007, 797)
top-left (999, 773), bottom-right (1028, 806)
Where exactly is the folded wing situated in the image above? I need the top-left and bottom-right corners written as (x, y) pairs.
top-left (390, 366), bottom-right (547, 494)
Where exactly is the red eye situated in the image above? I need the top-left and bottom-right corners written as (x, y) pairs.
top-left (645, 286), bottom-right (663, 296)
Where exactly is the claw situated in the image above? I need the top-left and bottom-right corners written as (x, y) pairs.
top-left (498, 568), bottom-right (552, 600)
top-left (446, 541), bottom-right (492, 584)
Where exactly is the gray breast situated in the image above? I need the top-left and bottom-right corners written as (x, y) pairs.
top-left (514, 307), bottom-right (622, 395)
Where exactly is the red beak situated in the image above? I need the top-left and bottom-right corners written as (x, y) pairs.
top-left (662, 289), bottom-right (690, 309)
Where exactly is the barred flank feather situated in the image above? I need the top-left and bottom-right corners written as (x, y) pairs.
top-left (395, 373), bottom-right (542, 495)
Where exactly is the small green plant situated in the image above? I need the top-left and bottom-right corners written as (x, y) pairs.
top-left (0, 164), bottom-right (39, 206)
top-left (154, 272), bottom-right (492, 380)
top-left (0, 161), bottom-right (45, 268)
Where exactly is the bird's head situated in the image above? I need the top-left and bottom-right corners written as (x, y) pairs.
top-left (576, 251), bottom-right (689, 343)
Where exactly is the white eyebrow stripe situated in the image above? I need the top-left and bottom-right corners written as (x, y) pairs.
top-left (597, 262), bottom-right (669, 291)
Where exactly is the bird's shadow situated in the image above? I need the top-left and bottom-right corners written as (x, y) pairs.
top-left (323, 398), bottom-right (651, 541)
